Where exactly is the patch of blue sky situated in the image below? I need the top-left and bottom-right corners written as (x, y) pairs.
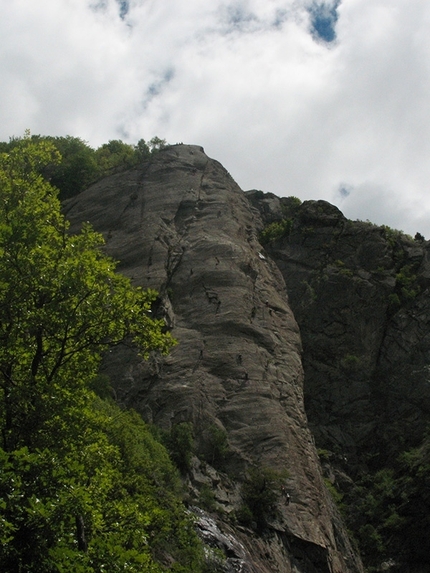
top-left (141, 69), bottom-right (175, 110)
top-left (89, 0), bottom-right (129, 20)
top-left (338, 183), bottom-right (353, 198)
top-left (89, 0), bottom-right (108, 12)
top-left (116, 0), bottom-right (129, 19)
top-left (308, 1), bottom-right (340, 43)
top-left (222, 4), bottom-right (259, 33)
top-left (218, 4), bottom-right (291, 35)
top-left (272, 9), bottom-right (289, 29)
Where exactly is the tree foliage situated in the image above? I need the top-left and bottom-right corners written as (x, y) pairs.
top-left (238, 466), bottom-right (287, 531)
top-left (163, 422), bottom-right (195, 475)
top-left (0, 133), bottom-right (167, 200)
top-left (205, 425), bottom-right (230, 470)
top-left (340, 434), bottom-right (430, 572)
top-left (0, 401), bottom-right (204, 572)
top-left (259, 219), bottom-right (292, 245)
top-left (0, 136), bottom-right (204, 572)
top-left (0, 136), bottom-right (174, 453)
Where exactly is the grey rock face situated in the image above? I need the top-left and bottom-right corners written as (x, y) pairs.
top-left (256, 197), bottom-right (430, 465)
top-left (64, 146), bottom-right (362, 573)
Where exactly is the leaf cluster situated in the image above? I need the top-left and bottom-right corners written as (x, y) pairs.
top-left (0, 400), bottom-right (205, 572)
top-left (238, 466), bottom-right (287, 531)
top-left (259, 218), bottom-right (292, 245)
top-left (0, 133), bottom-right (168, 200)
top-left (342, 435), bottom-right (430, 571)
top-left (0, 137), bottom-right (175, 451)
top-left (204, 425), bottom-right (230, 470)
top-left (162, 422), bottom-right (195, 474)
top-left (0, 137), bottom-right (206, 572)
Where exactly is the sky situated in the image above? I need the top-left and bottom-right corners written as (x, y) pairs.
top-left (1, 0), bottom-right (430, 237)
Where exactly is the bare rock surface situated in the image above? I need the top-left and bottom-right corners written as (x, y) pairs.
top-left (255, 196), bottom-right (430, 465)
top-left (64, 145), bottom-right (362, 573)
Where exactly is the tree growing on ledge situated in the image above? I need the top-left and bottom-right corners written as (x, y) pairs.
top-left (0, 136), bottom-right (200, 572)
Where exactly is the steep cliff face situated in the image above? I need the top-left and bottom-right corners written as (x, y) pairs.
top-left (249, 194), bottom-right (430, 468)
top-left (64, 145), bottom-right (362, 573)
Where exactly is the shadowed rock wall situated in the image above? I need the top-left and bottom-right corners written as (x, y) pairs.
top-left (250, 195), bottom-right (430, 467)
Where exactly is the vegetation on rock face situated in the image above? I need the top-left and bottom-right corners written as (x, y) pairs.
top-left (259, 196), bottom-right (302, 245)
top-left (259, 218), bottom-right (293, 245)
top-left (163, 422), bottom-right (195, 475)
top-left (0, 136), bottom-right (205, 572)
top-left (238, 466), bottom-right (287, 531)
top-left (204, 425), bottom-right (230, 470)
top-left (341, 434), bottom-right (430, 572)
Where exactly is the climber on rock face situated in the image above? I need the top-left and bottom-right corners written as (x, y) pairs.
top-left (281, 485), bottom-right (291, 505)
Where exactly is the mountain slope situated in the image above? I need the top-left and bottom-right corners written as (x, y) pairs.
top-left (250, 194), bottom-right (430, 462)
top-left (248, 192), bottom-right (430, 571)
top-left (64, 144), bottom-right (363, 573)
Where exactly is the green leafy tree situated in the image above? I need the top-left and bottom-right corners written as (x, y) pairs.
top-left (134, 138), bottom-right (152, 162)
top-left (148, 136), bottom-right (167, 152)
top-left (205, 424), bottom-right (230, 469)
top-left (0, 401), bottom-right (204, 572)
top-left (0, 136), bottom-right (204, 572)
top-left (0, 133), bottom-right (169, 201)
top-left (0, 134), bottom-right (100, 200)
top-left (239, 466), bottom-right (286, 531)
top-left (41, 135), bottom-right (100, 199)
top-left (94, 139), bottom-right (137, 173)
top-left (0, 135), bottom-right (174, 453)
top-left (342, 444), bottom-right (430, 571)
top-left (259, 219), bottom-right (292, 245)
top-left (392, 438), bottom-right (430, 568)
top-left (165, 422), bottom-right (195, 474)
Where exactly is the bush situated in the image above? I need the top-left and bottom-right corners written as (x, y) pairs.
top-left (199, 485), bottom-right (217, 512)
top-left (239, 466), bottom-right (286, 531)
top-left (205, 425), bottom-right (230, 469)
top-left (164, 422), bottom-right (195, 474)
top-left (396, 265), bottom-right (420, 301)
top-left (260, 219), bottom-right (292, 245)
top-left (281, 196), bottom-right (302, 218)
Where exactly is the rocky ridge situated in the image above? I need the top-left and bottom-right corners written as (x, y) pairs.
top-left (64, 145), bottom-right (363, 573)
top-left (248, 192), bottom-right (430, 571)
top-left (248, 193), bottom-right (430, 466)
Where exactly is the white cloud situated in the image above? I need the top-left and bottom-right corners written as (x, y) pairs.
top-left (1, 0), bottom-right (430, 236)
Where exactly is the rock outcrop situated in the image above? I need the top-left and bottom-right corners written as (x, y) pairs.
top-left (250, 195), bottom-right (430, 468)
top-left (64, 145), bottom-right (363, 573)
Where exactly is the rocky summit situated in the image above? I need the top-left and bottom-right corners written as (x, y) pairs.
top-left (63, 143), bottom-right (430, 572)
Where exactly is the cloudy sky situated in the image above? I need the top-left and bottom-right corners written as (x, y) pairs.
top-left (1, 0), bottom-right (430, 236)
